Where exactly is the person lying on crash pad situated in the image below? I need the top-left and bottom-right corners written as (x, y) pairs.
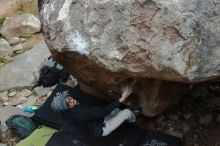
top-left (50, 75), bottom-right (136, 137)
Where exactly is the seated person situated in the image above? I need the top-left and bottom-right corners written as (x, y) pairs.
top-left (51, 76), bottom-right (136, 137)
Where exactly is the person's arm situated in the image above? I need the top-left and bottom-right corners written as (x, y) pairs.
top-left (64, 85), bottom-right (133, 122)
top-left (68, 86), bottom-right (133, 122)
top-left (67, 100), bottom-right (121, 122)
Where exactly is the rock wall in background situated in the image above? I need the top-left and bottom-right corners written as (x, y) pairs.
top-left (0, 0), bottom-right (41, 64)
top-left (40, 0), bottom-right (220, 116)
top-left (0, 0), bottom-right (51, 95)
top-left (0, 0), bottom-right (39, 18)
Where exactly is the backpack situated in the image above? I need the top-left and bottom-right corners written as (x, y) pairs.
top-left (6, 115), bottom-right (36, 139)
top-left (37, 56), bottom-right (69, 87)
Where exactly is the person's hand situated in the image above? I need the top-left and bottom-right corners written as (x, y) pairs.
top-left (70, 75), bottom-right (78, 85)
top-left (119, 86), bottom-right (132, 103)
top-left (65, 75), bottom-right (78, 87)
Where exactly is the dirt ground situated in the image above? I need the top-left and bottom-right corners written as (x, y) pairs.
top-left (136, 81), bottom-right (220, 146)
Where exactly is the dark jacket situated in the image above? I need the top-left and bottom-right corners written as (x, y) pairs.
top-left (62, 84), bottom-right (121, 136)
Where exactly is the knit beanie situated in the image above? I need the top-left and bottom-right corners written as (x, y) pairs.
top-left (51, 91), bottom-right (69, 112)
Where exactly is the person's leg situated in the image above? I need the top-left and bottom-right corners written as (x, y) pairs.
top-left (102, 109), bottom-right (136, 136)
top-left (104, 108), bottom-right (121, 121)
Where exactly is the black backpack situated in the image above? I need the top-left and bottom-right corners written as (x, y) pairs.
top-left (6, 115), bottom-right (36, 139)
top-left (37, 57), bottom-right (69, 87)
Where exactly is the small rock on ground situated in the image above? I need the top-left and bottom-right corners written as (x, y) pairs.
top-left (0, 91), bottom-right (8, 102)
top-left (34, 86), bottom-right (51, 97)
top-left (8, 91), bottom-right (16, 97)
top-left (19, 89), bottom-right (32, 97)
top-left (9, 97), bottom-right (27, 106)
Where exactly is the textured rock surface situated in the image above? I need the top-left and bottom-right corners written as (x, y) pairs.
top-left (0, 0), bottom-right (20, 17)
top-left (40, 0), bottom-right (220, 116)
top-left (11, 33), bottom-right (44, 54)
top-left (0, 38), bottom-right (13, 63)
top-left (7, 37), bottom-right (23, 46)
top-left (40, 0), bottom-right (220, 82)
top-left (0, 14), bottom-right (41, 39)
top-left (0, 42), bottom-right (50, 92)
top-left (0, 0), bottom-right (39, 18)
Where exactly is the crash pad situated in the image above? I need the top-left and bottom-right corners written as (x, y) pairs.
top-left (33, 84), bottom-right (182, 146)
top-left (46, 122), bottom-right (145, 146)
top-left (16, 125), bottom-right (57, 146)
top-left (46, 132), bottom-right (90, 146)
top-left (46, 122), bottom-right (181, 146)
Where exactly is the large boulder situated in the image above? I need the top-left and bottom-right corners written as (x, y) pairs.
top-left (0, 14), bottom-right (41, 39)
top-left (39, 0), bottom-right (220, 116)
